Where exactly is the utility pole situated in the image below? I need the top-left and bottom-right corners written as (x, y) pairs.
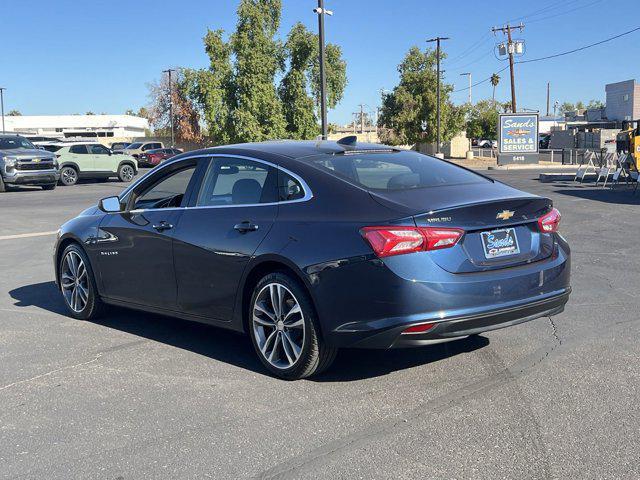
top-left (546, 82), bottom-right (550, 117)
top-left (492, 23), bottom-right (524, 113)
top-left (460, 72), bottom-right (472, 104)
top-left (0, 88), bottom-right (6, 134)
top-left (162, 69), bottom-right (176, 146)
top-left (314, 1), bottom-right (333, 140)
top-left (427, 36), bottom-right (449, 155)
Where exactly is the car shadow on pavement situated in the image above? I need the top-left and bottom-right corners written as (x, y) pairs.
top-left (10, 281), bottom-right (489, 381)
top-left (551, 186), bottom-right (640, 205)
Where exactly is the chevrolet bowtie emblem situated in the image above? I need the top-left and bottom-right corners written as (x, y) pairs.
top-left (496, 210), bottom-right (514, 220)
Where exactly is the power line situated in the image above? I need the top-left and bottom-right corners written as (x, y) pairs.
top-left (504, 0), bottom-right (584, 24)
top-left (452, 65), bottom-right (509, 92)
top-left (516, 26), bottom-right (640, 64)
top-left (526, 0), bottom-right (604, 25)
top-left (445, 34), bottom-right (492, 65)
top-left (447, 47), bottom-right (495, 73)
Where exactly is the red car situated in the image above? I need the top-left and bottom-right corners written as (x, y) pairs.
top-left (138, 148), bottom-right (183, 167)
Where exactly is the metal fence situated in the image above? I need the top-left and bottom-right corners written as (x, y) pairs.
top-left (471, 147), bottom-right (609, 165)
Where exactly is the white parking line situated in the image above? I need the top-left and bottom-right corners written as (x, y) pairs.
top-left (0, 231), bottom-right (58, 241)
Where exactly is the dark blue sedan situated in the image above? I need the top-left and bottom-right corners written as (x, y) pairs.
top-left (54, 139), bottom-right (571, 379)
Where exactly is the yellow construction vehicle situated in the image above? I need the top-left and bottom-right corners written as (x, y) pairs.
top-left (616, 120), bottom-right (640, 170)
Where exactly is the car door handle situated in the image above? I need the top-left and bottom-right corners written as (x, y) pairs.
top-left (152, 221), bottom-right (174, 232)
top-left (234, 221), bottom-right (259, 233)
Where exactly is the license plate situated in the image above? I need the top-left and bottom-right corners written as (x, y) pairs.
top-left (480, 228), bottom-right (519, 259)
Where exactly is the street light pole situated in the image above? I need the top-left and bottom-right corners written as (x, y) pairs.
top-left (314, 1), bottom-right (333, 140)
top-left (427, 36), bottom-right (449, 155)
top-left (0, 88), bottom-right (6, 134)
top-left (162, 69), bottom-right (176, 146)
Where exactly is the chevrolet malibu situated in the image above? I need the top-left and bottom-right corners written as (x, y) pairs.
top-left (54, 139), bottom-right (571, 379)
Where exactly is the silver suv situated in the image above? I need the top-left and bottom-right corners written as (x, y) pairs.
top-left (0, 134), bottom-right (60, 192)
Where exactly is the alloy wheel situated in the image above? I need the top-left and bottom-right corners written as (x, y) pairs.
top-left (61, 168), bottom-right (77, 185)
top-left (252, 282), bottom-right (305, 369)
top-left (120, 165), bottom-right (134, 182)
top-left (60, 251), bottom-right (89, 313)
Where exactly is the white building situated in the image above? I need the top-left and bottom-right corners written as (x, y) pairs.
top-left (2, 114), bottom-right (149, 139)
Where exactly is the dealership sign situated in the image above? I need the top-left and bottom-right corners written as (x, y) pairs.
top-left (497, 113), bottom-right (539, 165)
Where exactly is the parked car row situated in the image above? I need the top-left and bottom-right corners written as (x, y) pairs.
top-left (0, 134), bottom-right (183, 192)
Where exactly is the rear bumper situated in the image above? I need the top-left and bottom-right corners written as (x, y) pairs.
top-left (4, 170), bottom-right (60, 185)
top-left (309, 234), bottom-right (571, 349)
top-left (349, 288), bottom-right (570, 349)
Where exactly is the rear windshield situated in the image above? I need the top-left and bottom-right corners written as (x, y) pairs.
top-left (126, 142), bottom-right (143, 149)
top-left (308, 151), bottom-right (490, 190)
top-left (42, 145), bottom-right (63, 152)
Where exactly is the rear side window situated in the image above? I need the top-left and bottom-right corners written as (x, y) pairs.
top-left (309, 151), bottom-right (490, 190)
top-left (69, 145), bottom-right (88, 154)
top-left (197, 158), bottom-right (277, 206)
top-left (278, 171), bottom-right (305, 201)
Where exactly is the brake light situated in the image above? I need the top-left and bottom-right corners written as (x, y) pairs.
top-left (538, 208), bottom-right (561, 233)
top-left (361, 226), bottom-right (464, 257)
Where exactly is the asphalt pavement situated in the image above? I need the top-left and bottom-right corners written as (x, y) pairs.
top-left (0, 170), bottom-right (638, 479)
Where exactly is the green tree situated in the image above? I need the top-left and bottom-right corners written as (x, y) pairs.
top-left (181, 3), bottom-right (347, 144)
top-left (278, 23), bottom-right (318, 139)
top-left (7, 110), bottom-right (21, 116)
top-left (278, 22), bottom-right (347, 139)
top-left (466, 100), bottom-right (499, 140)
top-left (183, 29), bottom-right (234, 144)
top-left (378, 46), bottom-right (465, 146)
top-left (229, 0), bottom-right (286, 142)
top-left (587, 99), bottom-right (605, 109)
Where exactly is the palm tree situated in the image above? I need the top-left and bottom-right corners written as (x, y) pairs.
top-left (490, 73), bottom-right (500, 105)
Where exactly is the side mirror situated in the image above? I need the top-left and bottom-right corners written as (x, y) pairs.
top-left (108, 149), bottom-right (113, 156)
top-left (99, 196), bottom-right (123, 213)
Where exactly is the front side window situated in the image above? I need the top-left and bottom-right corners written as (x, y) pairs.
top-left (197, 158), bottom-right (276, 206)
top-left (90, 144), bottom-right (110, 155)
top-left (132, 166), bottom-right (197, 210)
top-left (308, 151), bottom-right (490, 191)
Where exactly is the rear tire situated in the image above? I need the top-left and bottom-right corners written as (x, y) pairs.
top-left (58, 244), bottom-right (105, 320)
top-left (59, 166), bottom-right (78, 186)
top-left (42, 183), bottom-right (56, 191)
top-left (249, 272), bottom-right (337, 380)
top-left (117, 163), bottom-right (135, 182)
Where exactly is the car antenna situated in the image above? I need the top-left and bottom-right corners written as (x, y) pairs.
top-left (336, 135), bottom-right (357, 146)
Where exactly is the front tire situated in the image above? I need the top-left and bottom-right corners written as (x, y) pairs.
top-left (59, 166), bottom-right (78, 186)
top-left (249, 272), bottom-right (337, 380)
top-left (59, 244), bottom-right (105, 320)
top-left (117, 163), bottom-right (135, 182)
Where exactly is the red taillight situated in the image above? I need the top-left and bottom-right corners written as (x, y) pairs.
top-left (361, 226), bottom-right (464, 258)
top-left (538, 208), bottom-right (561, 233)
top-left (402, 322), bottom-right (436, 334)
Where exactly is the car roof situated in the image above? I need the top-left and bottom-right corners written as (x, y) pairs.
top-left (181, 139), bottom-right (397, 161)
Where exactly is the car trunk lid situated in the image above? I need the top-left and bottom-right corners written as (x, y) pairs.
top-left (369, 184), bottom-right (554, 273)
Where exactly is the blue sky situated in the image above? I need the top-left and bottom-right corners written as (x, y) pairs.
top-left (2, 0), bottom-right (633, 125)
